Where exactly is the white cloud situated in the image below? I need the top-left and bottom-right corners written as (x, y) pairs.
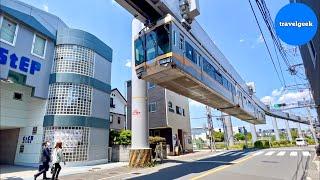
top-left (261, 88), bottom-right (312, 106)
top-left (257, 34), bottom-right (264, 43)
top-left (125, 59), bottom-right (131, 68)
top-left (260, 96), bottom-right (274, 105)
top-left (189, 99), bottom-right (204, 107)
top-left (43, 4), bottom-right (49, 12)
top-left (239, 39), bottom-right (245, 43)
top-left (278, 89), bottom-right (311, 104)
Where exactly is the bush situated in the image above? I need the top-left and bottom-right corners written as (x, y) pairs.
top-left (149, 136), bottom-right (166, 145)
top-left (254, 140), bottom-right (270, 149)
top-left (272, 141), bottom-right (280, 147)
top-left (109, 130), bottom-right (131, 145)
top-left (306, 139), bottom-right (315, 145)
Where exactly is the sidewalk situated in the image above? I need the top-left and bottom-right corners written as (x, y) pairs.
top-left (0, 162), bottom-right (127, 180)
top-left (306, 154), bottom-right (320, 180)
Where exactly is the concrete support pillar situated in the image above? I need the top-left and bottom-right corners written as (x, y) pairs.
top-left (297, 123), bottom-right (303, 138)
top-left (250, 124), bottom-right (258, 143)
top-left (223, 114), bottom-right (234, 147)
top-left (129, 19), bottom-right (151, 167)
top-left (272, 117), bottom-right (280, 141)
top-left (285, 120), bottom-right (293, 141)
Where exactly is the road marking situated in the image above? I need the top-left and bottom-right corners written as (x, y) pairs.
top-left (220, 152), bottom-right (234, 156)
top-left (230, 152), bottom-right (243, 156)
top-left (276, 151), bottom-right (286, 156)
top-left (302, 151), bottom-right (311, 156)
top-left (253, 151), bottom-right (264, 156)
top-left (265, 151), bottom-right (275, 156)
top-left (191, 154), bottom-right (255, 180)
top-left (290, 151), bottom-right (298, 156)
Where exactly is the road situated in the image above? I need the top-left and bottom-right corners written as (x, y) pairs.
top-left (61, 146), bottom-right (315, 180)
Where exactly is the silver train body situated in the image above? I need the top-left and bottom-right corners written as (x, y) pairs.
top-left (134, 14), bottom-right (268, 124)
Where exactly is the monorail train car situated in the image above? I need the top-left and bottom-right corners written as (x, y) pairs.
top-left (134, 14), bottom-right (266, 124)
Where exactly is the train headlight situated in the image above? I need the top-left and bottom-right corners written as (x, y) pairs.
top-left (159, 58), bottom-right (172, 66)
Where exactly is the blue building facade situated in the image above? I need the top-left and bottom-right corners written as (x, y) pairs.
top-left (0, 0), bottom-right (111, 166)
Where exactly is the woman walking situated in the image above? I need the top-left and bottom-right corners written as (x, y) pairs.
top-left (51, 142), bottom-right (66, 180)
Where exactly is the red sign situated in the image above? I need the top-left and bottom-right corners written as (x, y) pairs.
top-left (132, 109), bottom-right (141, 117)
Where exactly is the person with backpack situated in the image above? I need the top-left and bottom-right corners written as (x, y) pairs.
top-left (34, 141), bottom-right (51, 180)
top-left (51, 141), bottom-right (66, 180)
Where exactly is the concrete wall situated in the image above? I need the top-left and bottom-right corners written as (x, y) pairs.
top-left (88, 127), bottom-right (109, 162)
top-left (0, 82), bottom-right (46, 166)
top-left (111, 145), bottom-right (130, 162)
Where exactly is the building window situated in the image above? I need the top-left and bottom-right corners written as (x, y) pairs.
top-left (148, 82), bottom-right (155, 89)
top-left (176, 106), bottom-right (182, 115)
top-left (53, 45), bottom-right (95, 77)
top-left (168, 101), bottom-right (174, 113)
top-left (13, 92), bottom-right (22, 100)
top-left (110, 115), bottom-right (113, 123)
top-left (32, 127), bottom-right (37, 135)
top-left (118, 117), bottom-right (121, 124)
top-left (110, 98), bottom-right (115, 108)
top-left (46, 83), bottom-right (92, 116)
top-left (183, 109), bottom-right (185, 116)
top-left (149, 102), bottom-right (156, 112)
top-left (31, 34), bottom-right (47, 58)
top-left (19, 145), bottom-right (24, 153)
top-left (44, 126), bottom-right (89, 162)
top-left (0, 16), bottom-right (18, 46)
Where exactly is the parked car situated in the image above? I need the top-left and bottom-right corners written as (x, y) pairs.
top-left (295, 138), bottom-right (307, 146)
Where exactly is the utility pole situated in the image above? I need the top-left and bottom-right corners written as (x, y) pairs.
top-left (306, 106), bottom-right (319, 146)
top-left (206, 106), bottom-right (216, 152)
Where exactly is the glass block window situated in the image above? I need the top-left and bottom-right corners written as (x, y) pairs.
top-left (46, 83), bottom-right (92, 116)
top-left (32, 34), bottom-right (46, 58)
top-left (0, 16), bottom-right (18, 45)
top-left (53, 45), bottom-right (94, 77)
top-left (43, 126), bottom-right (89, 162)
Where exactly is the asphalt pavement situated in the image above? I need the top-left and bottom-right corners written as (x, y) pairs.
top-left (61, 146), bottom-right (316, 180)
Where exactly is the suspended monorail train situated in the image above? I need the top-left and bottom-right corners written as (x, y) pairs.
top-left (134, 14), bottom-right (267, 124)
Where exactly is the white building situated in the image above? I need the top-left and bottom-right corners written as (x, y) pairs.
top-left (109, 89), bottom-right (127, 131)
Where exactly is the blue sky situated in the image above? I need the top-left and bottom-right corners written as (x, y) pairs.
top-left (19, 0), bottom-right (315, 131)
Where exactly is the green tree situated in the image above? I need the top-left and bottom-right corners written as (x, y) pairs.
top-left (234, 133), bottom-right (245, 141)
top-left (213, 131), bottom-right (224, 142)
top-left (246, 132), bottom-right (252, 141)
top-left (118, 130), bottom-right (131, 145)
top-left (290, 129), bottom-right (298, 139)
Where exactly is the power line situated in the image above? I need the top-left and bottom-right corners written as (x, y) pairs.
top-left (248, 0), bottom-right (285, 87)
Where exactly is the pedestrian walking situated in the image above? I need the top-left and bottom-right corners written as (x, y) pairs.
top-left (34, 141), bottom-right (51, 180)
top-left (51, 142), bottom-right (66, 180)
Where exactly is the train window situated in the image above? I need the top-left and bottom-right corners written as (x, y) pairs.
top-left (193, 50), bottom-right (198, 65)
top-left (134, 37), bottom-right (145, 65)
top-left (156, 25), bottom-right (170, 55)
top-left (179, 34), bottom-right (184, 50)
top-left (222, 76), bottom-right (229, 89)
top-left (185, 41), bottom-right (194, 62)
top-left (215, 71), bottom-right (223, 84)
top-left (203, 59), bottom-right (216, 79)
top-left (172, 30), bottom-right (176, 46)
top-left (146, 32), bottom-right (157, 61)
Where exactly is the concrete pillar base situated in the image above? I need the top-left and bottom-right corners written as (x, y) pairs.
top-left (129, 148), bottom-right (152, 168)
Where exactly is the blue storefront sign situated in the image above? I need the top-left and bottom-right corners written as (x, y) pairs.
top-left (0, 47), bottom-right (41, 75)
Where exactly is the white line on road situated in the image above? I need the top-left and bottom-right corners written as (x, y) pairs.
top-left (290, 151), bottom-right (298, 156)
top-left (276, 151), bottom-right (286, 156)
top-left (230, 152), bottom-right (243, 156)
top-left (302, 151), bottom-right (311, 156)
top-left (265, 151), bottom-right (275, 156)
top-left (220, 152), bottom-right (234, 156)
top-left (253, 151), bottom-right (264, 156)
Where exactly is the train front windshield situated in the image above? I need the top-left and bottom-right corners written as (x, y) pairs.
top-left (135, 24), bottom-right (171, 65)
